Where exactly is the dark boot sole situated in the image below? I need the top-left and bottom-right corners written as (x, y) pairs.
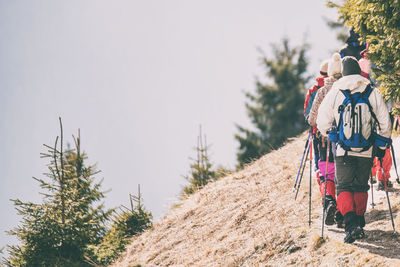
top-left (325, 204), bottom-right (336, 226)
top-left (344, 227), bottom-right (363, 243)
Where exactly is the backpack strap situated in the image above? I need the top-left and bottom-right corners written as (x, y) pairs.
top-left (338, 89), bottom-right (353, 139)
top-left (350, 90), bottom-right (368, 139)
top-left (361, 84), bottom-right (381, 130)
top-left (351, 85), bottom-right (378, 150)
top-left (336, 90), bottom-right (349, 153)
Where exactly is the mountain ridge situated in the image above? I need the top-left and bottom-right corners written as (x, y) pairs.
top-left (112, 132), bottom-right (400, 266)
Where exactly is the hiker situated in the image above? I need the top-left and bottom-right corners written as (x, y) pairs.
top-left (371, 148), bottom-right (393, 190)
top-left (359, 48), bottom-right (370, 79)
top-left (359, 49), bottom-right (395, 190)
top-left (339, 28), bottom-right (366, 60)
top-left (316, 56), bottom-right (392, 243)
top-left (304, 59), bottom-right (329, 170)
top-left (308, 53), bottom-right (344, 227)
top-left (308, 53), bottom-right (342, 127)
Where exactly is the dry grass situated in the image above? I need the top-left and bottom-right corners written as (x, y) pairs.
top-left (310, 234), bottom-right (326, 250)
top-left (112, 132), bottom-right (400, 267)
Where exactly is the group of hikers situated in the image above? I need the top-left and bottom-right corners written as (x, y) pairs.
top-left (302, 29), bottom-right (397, 244)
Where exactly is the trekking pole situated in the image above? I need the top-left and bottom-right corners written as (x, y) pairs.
top-left (295, 142), bottom-right (310, 200)
top-left (380, 158), bottom-right (396, 235)
top-left (370, 171), bottom-right (375, 208)
top-left (321, 138), bottom-right (330, 239)
top-left (309, 139), bottom-right (313, 226)
top-left (293, 131), bottom-right (311, 191)
top-left (390, 144), bottom-right (400, 184)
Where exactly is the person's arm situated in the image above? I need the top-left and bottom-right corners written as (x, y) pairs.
top-left (308, 86), bottom-right (328, 127)
top-left (316, 89), bottom-right (337, 137)
top-left (304, 87), bottom-right (313, 115)
top-left (373, 90), bottom-right (392, 139)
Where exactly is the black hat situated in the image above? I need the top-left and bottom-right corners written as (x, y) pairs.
top-left (342, 56), bottom-right (361, 76)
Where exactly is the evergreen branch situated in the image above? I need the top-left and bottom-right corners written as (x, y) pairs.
top-left (59, 117), bottom-right (65, 185)
top-left (42, 143), bottom-right (61, 154)
top-left (129, 193), bottom-right (134, 213)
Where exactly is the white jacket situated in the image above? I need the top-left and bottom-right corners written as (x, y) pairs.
top-left (308, 76), bottom-right (337, 127)
top-left (316, 74), bottom-right (392, 158)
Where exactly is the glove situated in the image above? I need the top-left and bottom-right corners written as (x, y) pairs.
top-left (376, 147), bottom-right (386, 160)
top-left (305, 115), bottom-right (310, 126)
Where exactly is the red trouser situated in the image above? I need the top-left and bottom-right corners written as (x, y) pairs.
top-left (318, 180), bottom-right (336, 200)
top-left (337, 191), bottom-right (368, 216)
top-left (371, 148), bottom-right (392, 181)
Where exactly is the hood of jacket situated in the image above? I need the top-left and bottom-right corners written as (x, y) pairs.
top-left (331, 74), bottom-right (370, 93)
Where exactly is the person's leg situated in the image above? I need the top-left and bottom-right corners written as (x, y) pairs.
top-left (352, 156), bottom-right (373, 239)
top-left (377, 149), bottom-right (393, 190)
top-left (371, 157), bottom-right (378, 183)
top-left (335, 156), bottom-right (363, 243)
top-left (335, 156), bottom-right (356, 215)
top-left (319, 161), bottom-right (336, 196)
top-left (313, 134), bottom-right (320, 171)
top-left (354, 191), bottom-right (367, 237)
top-left (335, 210), bottom-right (345, 228)
top-left (383, 149), bottom-right (392, 180)
top-left (378, 149), bottom-right (393, 189)
top-left (326, 161), bottom-right (336, 197)
top-left (319, 161), bottom-right (337, 225)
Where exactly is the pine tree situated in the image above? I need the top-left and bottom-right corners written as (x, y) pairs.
top-left (235, 38), bottom-right (309, 167)
top-left (89, 185), bottom-right (152, 266)
top-left (4, 118), bottom-right (112, 267)
top-left (183, 126), bottom-right (227, 196)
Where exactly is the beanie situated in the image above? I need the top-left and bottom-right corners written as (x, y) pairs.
top-left (319, 60), bottom-right (329, 74)
top-left (328, 53), bottom-right (342, 77)
top-left (342, 56), bottom-right (361, 76)
top-left (359, 58), bottom-right (370, 78)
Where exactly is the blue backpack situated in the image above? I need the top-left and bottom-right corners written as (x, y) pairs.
top-left (329, 85), bottom-right (380, 152)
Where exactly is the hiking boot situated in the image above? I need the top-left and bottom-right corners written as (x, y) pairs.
top-left (335, 211), bottom-right (345, 228)
top-left (358, 228), bottom-right (366, 239)
top-left (378, 180), bottom-right (393, 191)
top-left (343, 212), bottom-right (362, 244)
top-left (344, 226), bottom-right (363, 243)
top-left (356, 215), bottom-right (366, 239)
top-left (323, 196), bottom-right (336, 226)
top-left (378, 181), bottom-right (385, 191)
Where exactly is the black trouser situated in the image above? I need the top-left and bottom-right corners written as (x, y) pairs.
top-left (335, 156), bottom-right (373, 195)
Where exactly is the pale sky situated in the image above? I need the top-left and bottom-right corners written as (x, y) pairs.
top-left (0, 0), bottom-right (341, 254)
